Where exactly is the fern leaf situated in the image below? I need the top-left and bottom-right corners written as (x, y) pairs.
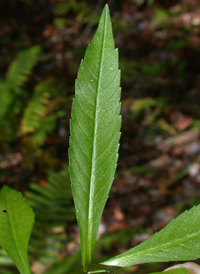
top-left (0, 46), bottom-right (40, 121)
top-left (21, 79), bottom-right (61, 147)
top-left (21, 79), bottom-right (54, 133)
top-left (25, 165), bottom-right (75, 264)
top-left (6, 46), bottom-right (41, 89)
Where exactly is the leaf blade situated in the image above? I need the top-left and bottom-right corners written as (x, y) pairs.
top-left (0, 186), bottom-right (34, 274)
top-left (102, 204), bottom-right (200, 267)
top-left (69, 4), bottom-right (121, 270)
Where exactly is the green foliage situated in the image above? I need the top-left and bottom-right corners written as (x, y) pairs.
top-left (27, 164), bottom-right (75, 227)
top-left (6, 46), bottom-right (41, 89)
top-left (21, 79), bottom-right (54, 134)
top-left (68, 5), bottom-right (121, 270)
top-left (55, 0), bottom-right (81, 15)
top-left (53, 18), bottom-right (68, 29)
top-left (0, 186), bottom-right (34, 274)
top-left (0, 46), bottom-right (65, 151)
top-left (54, 0), bottom-right (99, 25)
top-left (68, 4), bottom-right (200, 272)
top-left (1, 4), bottom-right (200, 274)
top-left (0, 165), bottom-right (75, 271)
top-left (0, 46), bottom-right (40, 118)
top-left (132, 97), bottom-right (160, 117)
top-left (43, 251), bottom-right (81, 274)
top-left (153, 9), bottom-right (170, 28)
top-left (131, 97), bottom-right (175, 139)
top-left (26, 164), bottom-right (75, 264)
top-left (21, 78), bottom-right (64, 147)
top-left (102, 204), bottom-right (200, 266)
top-left (132, 97), bottom-right (169, 119)
top-left (0, 46), bottom-right (41, 146)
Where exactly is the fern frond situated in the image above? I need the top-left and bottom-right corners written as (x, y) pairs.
top-left (0, 46), bottom-right (41, 145)
top-left (21, 79), bottom-right (63, 147)
top-left (0, 165), bottom-right (75, 268)
top-left (26, 164), bottom-right (75, 225)
top-left (21, 79), bottom-right (54, 133)
top-left (6, 46), bottom-right (41, 89)
top-left (26, 164), bottom-right (75, 264)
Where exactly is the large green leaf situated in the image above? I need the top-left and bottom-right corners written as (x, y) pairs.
top-left (102, 204), bottom-right (200, 267)
top-left (0, 186), bottom-right (34, 274)
top-left (69, 4), bottom-right (121, 271)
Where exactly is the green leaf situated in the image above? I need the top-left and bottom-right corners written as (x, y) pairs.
top-left (0, 186), bottom-right (34, 274)
top-left (69, 4), bottom-right (121, 271)
top-left (102, 204), bottom-right (200, 267)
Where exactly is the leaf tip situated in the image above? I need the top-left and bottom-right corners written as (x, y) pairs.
top-left (104, 4), bottom-right (109, 11)
top-left (102, 4), bottom-right (111, 19)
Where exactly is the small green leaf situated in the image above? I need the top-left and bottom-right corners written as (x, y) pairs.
top-left (69, 4), bottom-right (121, 271)
top-left (102, 204), bottom-right (200, 267)
top-left (0, 186), bottom-right (34, 274)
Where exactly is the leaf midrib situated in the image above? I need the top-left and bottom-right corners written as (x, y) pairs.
top-left (5, 192), bottom-right (29, 274)
top-left (113, 230), bottom-right (200, 265)
top-left (86, 10), bottom-right (108, 267)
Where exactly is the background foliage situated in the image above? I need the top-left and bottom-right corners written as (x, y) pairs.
top-left (1, 0), bottom-right (200, 273)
